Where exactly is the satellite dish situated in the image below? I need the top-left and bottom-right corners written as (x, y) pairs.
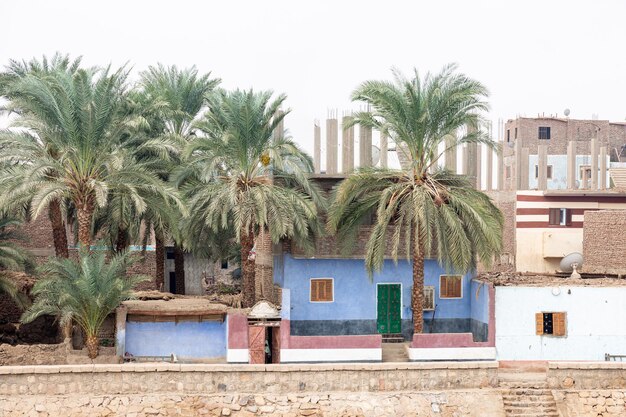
top-left (560, 252), bottom-right (583, 273)
top-left (564, 108), bottom-right (571, 117)
top-left (372, 145), bottom-right (380, 166)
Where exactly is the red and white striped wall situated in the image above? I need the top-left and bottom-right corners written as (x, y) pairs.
top-left (515, 191), bottom-right (626, 273)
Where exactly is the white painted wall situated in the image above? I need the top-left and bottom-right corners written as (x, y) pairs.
top-left (496, 286), bottom-right (626, 361)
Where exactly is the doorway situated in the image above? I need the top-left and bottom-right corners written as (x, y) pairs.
top-left (248, 323), bottom-right (281, 364)
top-left (168, 272), bottom-right (176, 294)
top-left (377, 284), bottom-right (402, 334)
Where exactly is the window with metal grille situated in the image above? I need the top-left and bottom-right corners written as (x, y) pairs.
top-left (536, 312), bottom-right (567, 336)
top-left (424, 286), bottom-right (435, 310)
top-left (310, 278), bottom-right (333, 302)
top-left (548, 208), bottom-right (572, 226)
top-left (538, 126), bottom-right (551, 139)
top-left (439, 275), bottom-right (463, 299)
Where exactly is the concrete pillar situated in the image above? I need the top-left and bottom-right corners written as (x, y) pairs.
top-left (520, 148), bottom-right (530, 190)
top-left (466, 124), bottom-right (479, 188)
top-left (326, 116), bottom-right (338, 174)
top-left (444, 131), bottom-right (457, 173)
top-left (359, 126), bottom-right (372, 167)
top-left (486, 145), bottom-right (493, 191)
top-left (600, 146), bottom-right (607, 190)
top-left (313, 122), bottom-right (321, 174)
top-left (497, 143), bottom-right (504, 191)
top-left (461, 146), bottom-right (468, 176)
top-left (475, 144), bottom-right (482, 190)
top-left (341, 116), bottom-right (354, 173)
top-left (591, 137), bottom-right (599, 190)
top-left (273, 110), bottom-right (284, 141)
top-left (379, 132), bottom-right (388, 168)
top-left (115, 306), bottom-right (127, 360)
top-left (537, 144), bottom-right (548, 191)
top-left (567, 141), bottom-right (576, 189)
top-left (515, 141), bottom-right (523, 190)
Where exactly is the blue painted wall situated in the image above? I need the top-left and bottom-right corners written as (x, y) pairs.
top-left (280, 254), bottom-right (472, 322)
top-left (125, 320), bottom-right (226, 359)
top-left (469, 280), bottom-right (489, 324)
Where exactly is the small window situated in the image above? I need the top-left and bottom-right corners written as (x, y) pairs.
top-left (548, 208), bottom-right (572, 226)
top-left (424, 286), bottom-right (435, 310)
top-left (439, 275), bottom-right (462, 299)
top-left (166, 249), bottom-right (175, 260)
top-left (310, 278), bottom-right (333, 302)
top-left (536, 312), bottom-right (567, 336)
top-left (506, 129), bottom-right (510, 142)
top-left (514, 127), bottom-right (518, 139)
top-left (221, 260), bottom-right (228, 269)
top-left (538, 126), bottom-right (551, 140)
top-left (534, 165), bottom-right (553, 179)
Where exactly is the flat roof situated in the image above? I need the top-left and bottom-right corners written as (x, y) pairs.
top-left (478, 271), bottom-right (626, 287)
top-left (122, 298), bottom-right (229, 316)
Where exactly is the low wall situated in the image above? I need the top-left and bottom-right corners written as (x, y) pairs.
top-left (0, 340), bottom-right (117, 366)
top-left (548, 363), bottom-right (626, 417)
top-left (548, 362), bottom-right (626, 390)
top-left (0, 362), bottom-right (499, 396)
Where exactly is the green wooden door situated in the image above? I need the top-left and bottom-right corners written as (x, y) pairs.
top-left (377, 284), bottom-right (402, 334)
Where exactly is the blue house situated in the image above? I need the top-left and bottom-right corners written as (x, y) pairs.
top-left (267, 175), bottom-right (495, 362)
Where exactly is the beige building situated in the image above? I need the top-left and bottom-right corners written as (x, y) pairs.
top-left (514, 190), bottom-right (626, 273)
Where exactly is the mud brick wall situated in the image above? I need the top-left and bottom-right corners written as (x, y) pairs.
top-left (583, 210), bottom-right (626, 275)
top-left (482, 191), bottom-right (516, 271)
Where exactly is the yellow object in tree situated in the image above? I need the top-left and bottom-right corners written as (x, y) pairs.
top-left (260, 153), bottom-right (271, 166)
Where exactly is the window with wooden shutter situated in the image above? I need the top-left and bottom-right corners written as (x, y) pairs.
top-left (439, 275), bottom-right (463, 299)
top-left (552, 312), bottom-right (567, 336)
top-left (310, 278), bottom-right (333, 302)
top-left (535, 312), bottom-right (567, 337)
top-left (549, 208), bottom-right (571, 226)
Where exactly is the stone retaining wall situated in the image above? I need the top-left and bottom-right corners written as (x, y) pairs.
top-left (547, 362), bottom-right (626, 390)
top-left (0, 362), bottom-right (501, 416)
top-left (0, 391), bottom-right (505, 417)
top-left (0, 362), bottom-right (499, 397)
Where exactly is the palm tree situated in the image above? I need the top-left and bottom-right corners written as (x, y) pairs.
top-left (178, 89), bottom-right (324, 307)
top-left (0, 53), bottom-right (85, 258)
top-left (328, 65), bottom-right (503, 334)
top-left (0, 215), bottom-right (33, 309)
top-left (138, 64), bottom-right (220, 293)
top-left (22, 250), bottom-right (146, 358)
top-left (0, 66), bottom-right (181, 249)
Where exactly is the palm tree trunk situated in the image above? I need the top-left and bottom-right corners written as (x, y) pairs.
top-left (412, 232), bottom-right (425, 334)
top-left (155, 231), bottom-right (164, 291)
top-left (85, 333), bottom-right (99, 359)
top-left (115, 227), bottom-right (128, 253)
top-left (241, 228), bottom-right (256, 308)
top-left (77, 204), bottom-right (94, 249)
top-left (174, 244), bottom-right (185, 294)
top-left (48, 199), bottom-right (69, 258)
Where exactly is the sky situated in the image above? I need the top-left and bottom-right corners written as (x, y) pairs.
top-left (2, 0), bottom-right (626, 161)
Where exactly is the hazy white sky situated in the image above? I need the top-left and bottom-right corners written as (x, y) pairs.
top-left (2, 0), bottom-right (626, 157)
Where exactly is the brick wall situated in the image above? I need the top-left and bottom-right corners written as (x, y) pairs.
top-left (482, 191), bottom-right (516, 270)
top-left (503, 118), bottom-right (626, 158)
top-left (583, 210), bottom-right (626, 275)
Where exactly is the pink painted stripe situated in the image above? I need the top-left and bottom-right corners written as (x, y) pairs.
top-left (227, 313), bottom-right (248, 349)
top-left (288, 334), bottom-right (382, 349)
